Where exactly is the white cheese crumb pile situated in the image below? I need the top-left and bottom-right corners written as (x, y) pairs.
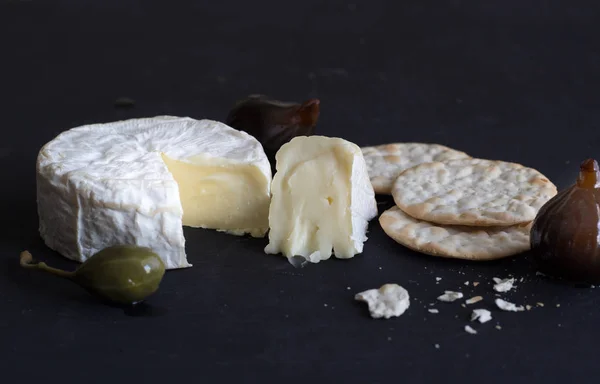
top-left (471, 309), bottom-right (492, 324)
top-left (495, 298), bottom-right (525, 312)
top-left (493, 277), bottom-right (516, 293)
top-left (465, 296), bottom-right (483, 305)
top-left (355, 284), bottom-right (410, 319)
top-left (464, 325), bottom-right (478, 334)
top-left (437, 291), bottom-right (463, 302)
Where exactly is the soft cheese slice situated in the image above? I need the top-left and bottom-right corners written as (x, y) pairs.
top-left (36, 116), bottom-right (272, 269)
top-left (264, 136), bottom-right (377, 261)
top-left (160, 154), bottom-right (270, 235)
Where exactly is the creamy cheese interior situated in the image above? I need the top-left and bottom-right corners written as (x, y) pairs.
top-left (266, 142), bottom-right (357, 260)
top-left (161, 154), bottom-right (270, 237)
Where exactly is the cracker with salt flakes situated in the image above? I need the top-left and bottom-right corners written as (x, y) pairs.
top-left (379, 206), bottom-right (532, 261)
top-left (392, 158), bottom-right (557, 226)
top-left (361, 142), bottom-right (470, 195)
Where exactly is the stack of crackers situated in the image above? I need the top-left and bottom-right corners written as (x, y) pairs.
top-left (361, 143), bottom-right (558, 261)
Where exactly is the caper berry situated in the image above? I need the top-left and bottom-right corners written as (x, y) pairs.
top-left (19, 245), bottom-right (166, 305)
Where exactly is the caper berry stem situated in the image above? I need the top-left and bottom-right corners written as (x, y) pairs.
top-left (19, 251), bottom-right (75, 279)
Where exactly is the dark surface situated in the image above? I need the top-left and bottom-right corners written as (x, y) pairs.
top-left (2, 0), bottom-right (600, 383)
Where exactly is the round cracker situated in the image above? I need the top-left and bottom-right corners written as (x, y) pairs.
top-left (392, 158), bottom-right (557, 226)
top-left (379, 206), bottom-right (532, 260)
top-left (361, 142), bottom-right (471, 195)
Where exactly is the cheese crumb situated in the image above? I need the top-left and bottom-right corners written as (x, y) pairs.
top-left (435, 277), bottom-right (442, 281)
top-left (471, 309), bottom-right (492, 323)
top-left (355, 284), bottom-right (410, 319)
top-left (493, 277), bottom-right (515, 293)
top-left (434, 343), bottom-right (440, 349)
top-left (428, 308), bottom-right (439, 314)
top-left (465, 296), bottom-right (483, 305)
top-left (526, 305), bottom-right (532, 311)
top-left (495, 298), bottom-right (525, 312)
top-left (537, 302), bottom-right (544, 307)
top-left (556, 304), bottom-right (561, 308)
top-left (437, 291), bottom-right (463, 302)
top-left (464, 281), bottom-right (469, 286)
top-left (289, 255), bottom-right (308, 268)
top-left (464, 325), bottom-right (477, 334)
top-left (495, 325), bottom-right (502, 330)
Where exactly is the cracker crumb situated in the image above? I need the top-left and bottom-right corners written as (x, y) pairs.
top-left (437, 291), bottom-right (463, 302)
top-left (465, 296), bottom-right (483, 305)
top-left (473, 282), bottom-right (480, 287)
top-left (495, 298), bottom-right (525, 312)
top-left (436, 277), bottom-right (442, 281)
top-left (556, 304), bottom-right (561, 308)
top-left (428, 308), bottom-right (439, 314)
top-left (347, 287), bottom-right (351, 290)
top-left (526, 305), bottom-right (532, 311)
top-left (471, 309), bottom-right (492, 323)
top-left (461, 304), bottom-right (466, 308)
top-left (435, 343), bottom-right (440, 349)
top-left (464, 325), bottom-right (477, 335)
top-left (495, 325), bottom-right (502, 330)
top-left (493, 277), bottom-right (516, 293)
top-left (324, 304), bottom-right (328, 307)
top-left (537, 302), bottom-right (544, 307)
top-left (464, 281), bottom-right (469, 286)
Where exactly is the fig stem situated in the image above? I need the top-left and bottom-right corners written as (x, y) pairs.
top-left (19, 251), bottom-right (75, 279)
top-left (577, 159), bottom-right (600, 188)
top-left (298, 98), bottom-right (320, 127)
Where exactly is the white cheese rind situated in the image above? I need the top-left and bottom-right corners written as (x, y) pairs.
top-left (36, 116), bottom-right (272, 269)
top-left (264, 136), bottom-right (378, 261)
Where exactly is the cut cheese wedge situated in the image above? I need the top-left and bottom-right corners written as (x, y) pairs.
top-left (264, 136), bottom-right (378, 262)
top-left (36, 116), bottom-right (272, 269)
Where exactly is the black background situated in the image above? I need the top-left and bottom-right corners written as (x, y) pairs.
top-left (2, 1), bottom-right (600, 383)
